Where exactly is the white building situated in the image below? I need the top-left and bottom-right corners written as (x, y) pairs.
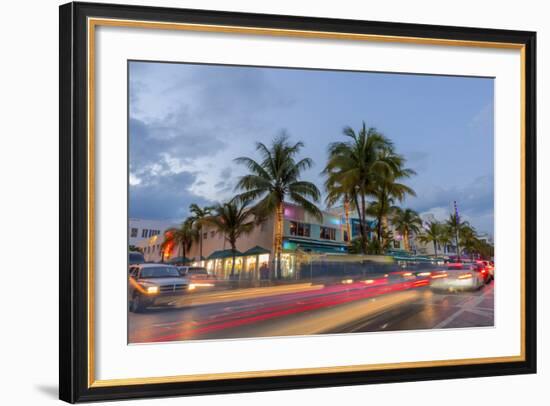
top-left (128, 218), bottom-right (174, 246)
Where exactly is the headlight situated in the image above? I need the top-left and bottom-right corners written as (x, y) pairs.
top-left (146, 286), bottom-right (159, 294)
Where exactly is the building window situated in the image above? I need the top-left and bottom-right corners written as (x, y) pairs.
top-left (393, 240), bottom-right (400, 249)
top-left (203, 232), bottom-right (208, 240)
top-left (343, 230), bottom-right (349, 242)
top-left (141, 229), bottom-right (147, 238)
top-left (130, 228), bottom-right (138, 238)
top-left (290, 221), bottom-right (310, 237)
top-left (210, 230), bottom-right (215, 238)
top-left (320, 226), bottom-right (336, 240)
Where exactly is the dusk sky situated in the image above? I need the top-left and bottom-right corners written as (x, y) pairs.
top-left (129, 61), bottom-right (494, 235)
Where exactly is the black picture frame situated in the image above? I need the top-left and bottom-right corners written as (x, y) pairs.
top-left (59, 1), bottom-right (537, 403)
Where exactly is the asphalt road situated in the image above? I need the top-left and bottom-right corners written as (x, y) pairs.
top-left (128, 278), bottom-right (494, 343)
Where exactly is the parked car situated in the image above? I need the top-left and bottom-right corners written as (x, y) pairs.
top-left (177, 266), bottom-right (216, 290)
top-left (177, 266), bottom-right (211, 278)
top-left (128, 264), bottom-right (188, 312)
top-left (430, 263), bottom-right (485, 292)
top-left (129, 251), bottom-right (145, 266)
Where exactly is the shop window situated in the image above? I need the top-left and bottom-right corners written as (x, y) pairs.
top-left (320, 226), bottom-right (336, 240)
top-left (290, 221), bottom-right (311, 237)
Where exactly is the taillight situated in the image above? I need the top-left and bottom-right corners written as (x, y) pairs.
top-left (458, 273), bottom-right (473, 280)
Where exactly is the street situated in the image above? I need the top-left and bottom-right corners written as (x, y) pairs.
top-left (129, 277), bottom-right (494, 343)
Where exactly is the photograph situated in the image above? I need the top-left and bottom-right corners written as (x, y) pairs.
top-left (55, 1), bottom-right (536, 401)
top-left (127, 61), bottom-right (496, 344)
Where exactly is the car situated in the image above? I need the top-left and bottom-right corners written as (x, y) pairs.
top-left (129, 251), bottom-right (145, 266)
top-left (476, 260), bottom-right (494, 281)
top-left (430, 263), bottom-right (485, 292)
top-left (128, 264), bottom-right (189, 312)
top-left (177, 266), bottom-right (217, 290)
top-left (177, 266), bottom-right (211, 278)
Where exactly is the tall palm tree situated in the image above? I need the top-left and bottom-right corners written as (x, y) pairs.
top-left (324, 177), bottom-right (355, 244)
top-left (369, 148), bottom-right (416, 245)
top-left (435, 224), bottom-right (452, 255)
top-left (446, 213), bottom-right (470, 260)
top-left (391, 207), bottom-right (422, 251)
top-left (459, 224), bottom-right (480, 260)
top-left (161, 219), bottom-right (197, 263)
top-left (204, 199), bottom-right (256, 278)
top-left (418, 221), bottom-right (443, 257)
top-left (234, 134), bottom-right (322, 279)
top-left (323, 123), bottom-right (394, 253)
top-left (189, 203), bottom-right (214, 264)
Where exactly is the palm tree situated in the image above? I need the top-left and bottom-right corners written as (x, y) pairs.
top-left (161, 219), bottom-right (197, 263)
top-left (324, 177), bottom-right (355, 244)
top-left (204, 199), bottom-right (256, 278)
top-left (189, 203), bottom-right (214, 264)
top-left (439, 227), bottom-right (453, 255)
top-left (369, 148), bottom-right (416, 245)
top-left (446, 213), bottom-right (470, 260)
top-left (418, 221), bottom-right (443, 257)
top-left (476, 238), bottom-right (494, 259)
top-left (323, 123), bottom-right (394, 253)
top-left (391, 207), bottom-right (422, 251)
top-left (234, 133), bottom-right (322, 279)
top-left (459, 224), bottom-right (480, 260)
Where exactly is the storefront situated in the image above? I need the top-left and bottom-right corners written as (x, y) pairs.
top-left (205, 247), bottom-right (271, 280)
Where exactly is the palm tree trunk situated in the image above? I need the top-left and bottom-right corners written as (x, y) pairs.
top-left (181, 241), bottom-right (187, 263)
top-left (360, 191), bottom-right (368, 253)
top-left (381, 214), bottom-right (389, 247)
top-left (344, 198), bottom-right (351, 242)
top-left (377, 213), bottom-right (383, 245)
top-left (274, 201), bottom-right (284, 279)
top-left (230, 245), bottom-right (236, 278)
top-left (433, 241), bottom-right (438, 257)
top-left (353, 194), bottom-right (366, 247)
top-left (403, 230), bottom-right (409, 251)
top-left (199, 226), bottom-right (203, 264)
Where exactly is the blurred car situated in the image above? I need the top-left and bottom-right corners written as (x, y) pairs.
top-left (430, 263), bottom-right (485, 291)
top-left (177, 266), bottom-right (216, 290)
top-left (177, 266), bottom-right (210, 279)
top-left (476, 260), bottom-right (494, 281)
top-left (128, 264), bottom-right (188, 312)
top-left (385, 270), bottom-right (430, 289)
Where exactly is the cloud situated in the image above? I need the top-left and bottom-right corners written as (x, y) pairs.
top-left (127, 61), bottom-right (494, 233)
top-left (129, 171), bottom-right (213, 220)
top-left (407, 175), bottom-right (494, 234)
top-left (128, 62), bottom-right (295, 217)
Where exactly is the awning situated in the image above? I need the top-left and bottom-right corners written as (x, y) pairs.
top-left (207, 249), bottom-right (243, 260)
top-left (242, 246), bottom-right (271, 256)
top-left (284, 238), bottom-right (347, 254)
top-left (168, 256), bottom-right (192, 264)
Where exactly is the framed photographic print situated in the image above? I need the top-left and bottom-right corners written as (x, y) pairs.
top-left (59, 1), bottom-right (536, 403)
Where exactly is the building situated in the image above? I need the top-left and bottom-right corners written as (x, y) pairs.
top-left (138, 203), bottom-right (349, 280)
top-left (330, 206), bottom-right (407, 251)
top-left (128, 218), bottom-right (174, 246)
